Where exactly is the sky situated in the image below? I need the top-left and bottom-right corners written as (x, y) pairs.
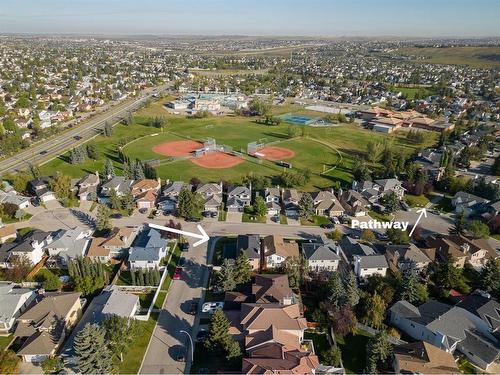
top-left (0, 0), bottom-right (499, 37)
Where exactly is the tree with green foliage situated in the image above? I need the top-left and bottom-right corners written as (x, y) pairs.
top-left (234, 252), bottom-right (252, 285)
top-left (249, 97), bottom-right (272, 117)
top-left (49, 172), bottom-right (72, 200)
top-left (252, 195), bottom-right (267, 218)
top-left (360, 229), bottom-right (376, 243)
top-left (365, 332), bottom-right (393, 374)
top-left (104, 315), bottom-right (141, 362)
top-left (86, 144), bottom-right (99, 160)
top-left (386, 228), bottom-right (410, 245)
top-left (467, 220), bottom-right (490, 239)
top-left (36, 269), bottom-right (61, 292)
top-left (381, 192), bottom-right (399, 213)
top-left (103, 158), bottom-right (115, 179)
top-left (344, 271), bottom-right (360, 307)
top-left (41, 356), bottom-right (64, 374)
top-left (103, 122), bottom-right (113, 137)
top-left (73, 323), bottom-right (114, 374)
top-left (398, 269), bottom-right (420, 304)
top-left (68, 257), bottom-right (106, 296)
top-left (0, 350), bottom-right (20, 374)
top-left (214, 259), bottom-right (236, 292)
top-left (225, 339), bottom-right (242, 362)
top-left (326, 272), bottom-right (346, 308)
top-left (322, 346), bottom-right (342, 367)
top-left (204, 309), bottom-right (231, 353)
top-left (283, 255), bottom-right (309, 289)
top-left (298, 192), bottom-right (314, 219)
top-left (480, 259), bottom-right (500, 297)
top-left (449, 211), bottom-right (466, 235)
top-left (360, 292), bottom-right (387, 330)
top-left (326, 229), bottom-right (343, 241)
top-left (96, 204), bottom-right (111, 231)
top-left (177, 187), bottom-right (203, 219)
top-left (435, 255), bottom-right (466, 292)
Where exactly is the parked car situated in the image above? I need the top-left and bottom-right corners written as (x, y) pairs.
top-left (178, 257), bottom-right (185, 267)
top-left (181, 242), bottom-right (189, 252)
top-left (332, 217), bottom-right (340, 225)
top-left (202, 211), bottom-right (211, 218)
top-left (320, 223), bottom-right (334, 229)
top-left (186, 217), bottom-right (201, 222)
top-left (189, 301), bottom-right (198, 315)
top-left (139, 208), bottom-right (148, 214)
top-left (173, 267), bottom-right (182, 280)
top-left (201, 302), bottom-right (224, 314)
top-left (210, 211), bottom-right (218, 218)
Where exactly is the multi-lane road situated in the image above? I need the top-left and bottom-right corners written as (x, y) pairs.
top-left (0, 84), bottom-right (170, 175)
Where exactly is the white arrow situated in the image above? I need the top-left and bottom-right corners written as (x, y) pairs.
top-left (148, 223), bottom-right (210, 247)
top-left (409, 207), bottom-right (427, 236)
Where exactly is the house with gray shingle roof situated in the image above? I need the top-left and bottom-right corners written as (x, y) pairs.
top-left (0, 282), bottom-right (36, 334)
top-left (45, 226), bottom-right (92, 266)
top-left (388, 299), bottom-right (500, 371)
top-left (128, 228), bottom-right (168, 270)
top-left (353, 254), bottom-right (388, 279)
top-left (227, 186), bottom-right (251, 212)
top-left (302, 241), bottom-right (340, 273)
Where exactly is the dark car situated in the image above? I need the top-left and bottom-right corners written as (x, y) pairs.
top-left (111, 213), bottom-right (122, 219)
top-left (189, 301), bottom-right (198, 315)
top-left (320, 223), bottom-right (334, 229)
top-left (176, 351), bottom-right (185, 362)
top-left (186, 217), bottom-right (201, 222)
top-left (178, 257), bottom-right (185, 267)
top-left (181, 242), bottom-right (189, 252)
top-left (196, 329), bottom-right (207, 342)
top-left (210, 212), bottom-right (218, 218)
top-left (73, 135), bottom-right (82, 140)
top-left (138, 208), bottom-right (148, 214)
top-left (202, 211), bottom-right (211, 218)
top-left (39, 150), bottom-right (48, 155)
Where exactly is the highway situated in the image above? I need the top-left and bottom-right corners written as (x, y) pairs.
top-left (0, 84), bottom-right (170, 175)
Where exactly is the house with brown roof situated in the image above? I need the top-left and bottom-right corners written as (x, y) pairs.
top-left (131, 179), bottom-right (161, 209)
top-left (74, 172), bottom-right (99, 202)
top-left (311, 190), bottom-right (344, 218)
top-left (14, 292), bottom-right (82, 363)
top-left (87, 227), bottom-right (137, 262)
top-left (393, 341), bottom-right (460, 374)
top-left (0, 224), bottom-right (17, 244)
top-left (261, 235), bottom-right (299, 269)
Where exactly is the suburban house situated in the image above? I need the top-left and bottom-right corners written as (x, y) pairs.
top-left (61, 286), bottom-right (140, 364)
top-left (45, 227), bottom-right (92, 266)
top-left (385, 243), bottom-right (432, 273)
top-left (28, 178), bottom-right (56, 203)
top-left (426, 234), bottom-right (496, 270)
top-left (197, 183), bottom-right (223, 213)
top-left (451, 191), bottom-right (490, 216)
top-left (283, 189), bottom-right (302, 218)
top-left (236, 234), bottom-right (261, 270)
top-left (9, 230), bottom-right (53, 265)
top-left (311, 190), bottom-right (344, 217)
top-left (263, 188), bottom-right (281, 216)
top-left (0, 189), bottom-right (31, 210)
top-left (128, 227), bottom-right (168, 270)
top-left (100, 176), bottom-right (134, 199)
top-left (0, 282), bottom-right (37, 334)
top-left (261, 235), bottom-right (299, 269)
top-left (131, 179), bottom-right (161, 209)
top-left (0, 224), bottom-right (17, 244)
top-left (392, 341), bottom-right (460, 374)
top-left (86, 237), bottom-right (113, 263)
top-left (227, 186), bottom-right (251, 212)
top-left (15, 292), bottom-right (82, 363)
top-left (302, 241), bottom-right (340, 273)
top-left (456, 292), bottom-right (500, 334)
top-left (74, 173), bottom-right (99, 201)
top-left (224, 274), bottom-right (298, 310)
top-left (338, 189), bottom-right (370, 217)
top-left (353, 254), bottom-right (388, 279)
top-left (388, 300), bottom-right (500, 371)
top-left (158, 181), bottom-right (191, 213)
top-left (338, 236), bottom-right (376, 261)
top-left (352, 178), bottom-right (405, 202)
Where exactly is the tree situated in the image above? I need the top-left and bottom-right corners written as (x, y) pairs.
top-left (344, 271), bottom-right (360, 307)
top-left (326, 272), bottom-right (346, 308)
top-left (360, 229), bottom-right (376, 243)
top-left (449, 211), bottom-right (466, 235)
top-left (49, 172), bottom-right (72, 200)
top-left (386, 228), bottom-right (410, 245)
top-left (5, 255), bottom-right (32, 282)
top-left (479, 259), bottom-right (500, 296)
top-left (283, 255), bottom-right (309, 289)
top-left (234, 252), bottom-right (252, 285)
top-left (0, 350), bottom-right (20, 374)
top-left (41, 356), bottom-right (64, 374)
top-left (467, 220), bottom-right (490, 239)
top-left (252, 195), bottom-right (267, 218)
top-left (326, 229), bottom-right (343, 241)
top-left (360, 292), bottom-right (387, 329)
top-left (177, 187), bottom-right (203, 219)
top-left (103, 159), bottom-right (115, 179)
top-left (398, 269), bottom-right (420, 304)
top-left (104, 316), bottom-right (141, 362)
top-left (36, 269), bottom-right (61, 292)
top-left (298, 192), bottom-right (314, 219)
top-left (103, 121), bottom-right (113, 137)
top-left (73, 323), bottom-right (113, 374)
top-left (381, 192), bottom-right (399, 213)
top-left (204, 309), bottom-right (231, 354)
top-left (249, 97), bottom-right (271, 116)
top-left (322, 346), bottom-right (342, 367)
top-left (329, 305), bottom-right (357, 337)
top-left (96, 204), bottom-right (111, 231)
top-left (365, 332), bottom-right (392, 374)
top-left (214, 259), bottom-right (236, 292)
top-left (86, 144), bottom-right (99, 160)
top-left (225, 339), bottom-right (242, 362)
top-left (435, 255), bottom-right (463, 291)
top-left (109, 189), bottom-right (122, 210)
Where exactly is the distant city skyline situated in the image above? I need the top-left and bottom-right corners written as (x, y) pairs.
top-left (0, 0), bottom-right (499, 37)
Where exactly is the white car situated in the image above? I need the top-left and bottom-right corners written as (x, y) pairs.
top-left (202, 302), bottom-right (224, 314)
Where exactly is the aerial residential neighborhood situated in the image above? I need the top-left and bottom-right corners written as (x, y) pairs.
top-left (0, 1), bottom-right (499, 375)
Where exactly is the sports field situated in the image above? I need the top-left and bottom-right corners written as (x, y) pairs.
top-left (40, 99), bottom-right (436, 190)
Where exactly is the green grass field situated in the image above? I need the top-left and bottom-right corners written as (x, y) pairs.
top-left (40, 99), bottom-right (436, 191)
top-left (396, 47), bottom-right (500, 69)
top-left (388, 85), bottom-right (435, 99)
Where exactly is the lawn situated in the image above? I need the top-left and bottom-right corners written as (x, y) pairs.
top-left (300, 214), bottom-right (331, 226)
top-left (304, 331), bottom-right (331, 361)
top-left (212, 236), bottom-right (237, 266)
top-left (433, 195), bottom-right (454, 213)
top-left (404, 194), bottom-right (430, 208)
top-left (138, 292), bottom-right (155, 308)
top-left (0, 335), bottom-right (13, 351)
top-left (368, 210), bottom-right (394, 222)
top-left (457, 358), bottom-right (476, 374)
top-left (388, 85), bottom-right (435, 100)
top-left (396, 46), bottom-right (500, 69)
top-left (115, 314), bottom-right (158, 374)
top-left (242, 213), bottom-right (266, 223)
top-left (335, 328), bottom-right (372, 374)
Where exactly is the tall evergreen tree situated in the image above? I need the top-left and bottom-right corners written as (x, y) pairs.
top-left (73, 323), bottom-right (113, 374)
top-left (96, 204), bottom-right (111, 231)
top-left (298, 192), bottom-right (314, 219)
top-left (449, 211), bottom-right (466, 235)
top-left (480, 259), bottom-right (500, 296)
top-left (344, 271), bottom-right (360, 307)
top-left (234, 252), bottom-right (252, 284)
top-left (204, 309), bottom-right (231, 354)
top-left (214, 259), bottom-right (236, 292)
top-left (327, 272), bottom-right (346, 308)
top-left (103, 158), bottom-right (115, 179)
top-left (398, 269), bottom-right (420, 304)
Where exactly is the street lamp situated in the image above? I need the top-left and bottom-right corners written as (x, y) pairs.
top-left (180, 330), bottom-right (194, 363)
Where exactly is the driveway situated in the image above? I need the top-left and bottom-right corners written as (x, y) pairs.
top-left (139, 226), bottom-right (215, 374)
top-left (226, 211), bottom-right (242, 223)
